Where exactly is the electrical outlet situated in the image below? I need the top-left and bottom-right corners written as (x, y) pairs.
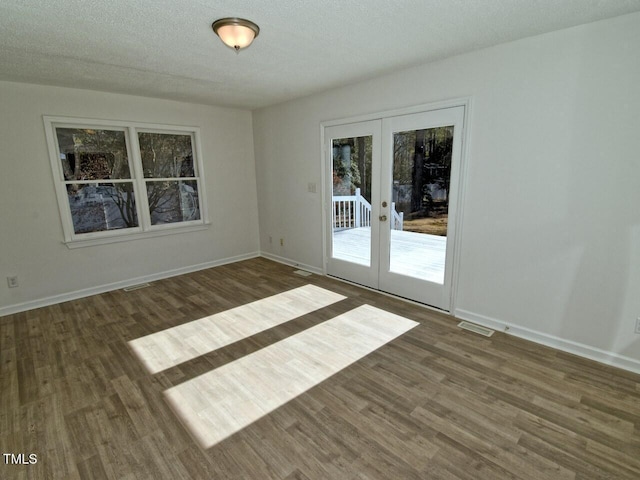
top-left (636, 317), bottom-right (640, 334)
top-left (7, 276), bottom-right (19, 288)
top-left (280, 238), bottom-right (284, 246)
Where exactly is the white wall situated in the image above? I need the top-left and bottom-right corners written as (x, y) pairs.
top-left (253, 13), bottom-right (640, 370)
top-left (0, 81), bottom-right (260, 313)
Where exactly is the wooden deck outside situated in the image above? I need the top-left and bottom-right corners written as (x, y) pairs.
top-left (332, 227), bottom-right (447, 284)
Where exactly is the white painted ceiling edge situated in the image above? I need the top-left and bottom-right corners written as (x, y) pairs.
top-left (2, 0), bottom-right (640, 109)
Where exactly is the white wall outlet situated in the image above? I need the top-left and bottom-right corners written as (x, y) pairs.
top-left (636, 317), bottom-right (640, 334)
top-left (307, 182), bottom-right (317, 193)
top-left (7, 276), bottom-right (19, 288)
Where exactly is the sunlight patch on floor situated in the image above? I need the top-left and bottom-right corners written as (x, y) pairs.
top-left (128, 284), bottom-right (346, 374)
top-left (164, 304), bottom-right (418, 449)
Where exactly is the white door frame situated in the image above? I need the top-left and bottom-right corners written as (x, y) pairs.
top-left (320, 97), bottom-right (472, 312)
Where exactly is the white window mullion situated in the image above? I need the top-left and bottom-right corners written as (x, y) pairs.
top-left (192, 130), bottom-right (209, 224)
top-left (127, 127), bottom-right (151, 231)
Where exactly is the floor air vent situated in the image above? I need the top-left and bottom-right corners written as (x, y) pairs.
top-left (123, 283), bottom-right (152, 292)
top-left (457, 321), bottom-right (495, 337)
top-left (293, 270), bottom-right (312, 277)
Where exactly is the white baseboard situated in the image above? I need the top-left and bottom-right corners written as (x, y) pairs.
top-left (259, 252), bottom-right (323, 275)
top-left (0, 252), bottom-right (260, 317)
top-left (454, 308), bottom-right (640, 375)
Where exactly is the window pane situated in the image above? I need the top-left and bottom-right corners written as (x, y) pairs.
top-left (146, 180), bottom-right (200, 225)
top-left (138, 133), bottom-right (195, 178)
top-left (56, 128), bottom-right (130, 180)
top-left (66, 183), bottom-right (138, 234)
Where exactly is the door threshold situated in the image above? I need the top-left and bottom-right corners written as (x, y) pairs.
top-left (326, 274), bottom-right (449, 314)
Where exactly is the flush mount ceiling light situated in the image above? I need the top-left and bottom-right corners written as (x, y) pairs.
top-left (212, 17), bottom-right (260, 52)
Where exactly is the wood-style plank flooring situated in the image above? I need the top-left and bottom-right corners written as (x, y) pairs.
top-left (1, 257), bottom-right (640, 479)
top-left (164, 304), bottom-right (417, 450)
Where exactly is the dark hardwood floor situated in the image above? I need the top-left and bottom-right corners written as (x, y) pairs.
top-left (1, 257), bottom-right (639, 479)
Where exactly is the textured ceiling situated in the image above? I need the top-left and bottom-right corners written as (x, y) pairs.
top-left (1, 0), bottom-right (640, 109)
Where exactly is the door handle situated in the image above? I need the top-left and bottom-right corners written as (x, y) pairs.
top-left (379, 215), bottom-right (387, 222)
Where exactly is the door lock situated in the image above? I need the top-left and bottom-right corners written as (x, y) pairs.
top-left (379, 215), bottom-right (387, 221)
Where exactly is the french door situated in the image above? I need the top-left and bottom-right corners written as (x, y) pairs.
top-left (325, 106), bottom-right (465, 311)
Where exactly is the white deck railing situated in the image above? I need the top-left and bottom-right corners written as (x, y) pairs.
top-left (333, 188), bottom-right (371, 229)
top-left (391, 202), bottom-right (404, 231)
top-left (333, 188), bottom-right (403, 230)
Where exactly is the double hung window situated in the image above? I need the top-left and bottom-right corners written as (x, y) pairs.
top-left (44, 117), bottom-right (207, 246)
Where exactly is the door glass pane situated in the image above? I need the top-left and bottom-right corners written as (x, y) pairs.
top-left (331, 135), bottom-right (372, 266)
top-left (390, 126), bottom-right (453, 283)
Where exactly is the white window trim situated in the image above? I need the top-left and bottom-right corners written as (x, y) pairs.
top-left (43, 116), bottom-right (210, 248)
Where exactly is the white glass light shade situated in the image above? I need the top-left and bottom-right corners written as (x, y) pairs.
top-left (212, 18), bottom-right (260, 51)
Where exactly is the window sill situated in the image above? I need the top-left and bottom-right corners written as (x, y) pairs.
top-left (64, 223), bottom-right (211, 249)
